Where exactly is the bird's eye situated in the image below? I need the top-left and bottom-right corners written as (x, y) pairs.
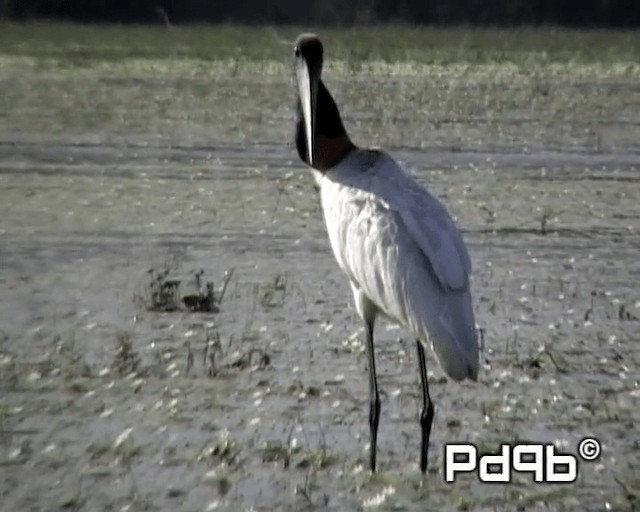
top-left (294, 46), bottom-right (301, 57)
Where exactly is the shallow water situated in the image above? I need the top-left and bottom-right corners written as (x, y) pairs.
top-left (1, 26), bottom-right (640, 512)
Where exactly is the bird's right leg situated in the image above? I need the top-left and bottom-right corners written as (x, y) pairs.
top-left (416, 339), bottom-right (434, 473)
top-left (365, 319), bottom-right (381, 472)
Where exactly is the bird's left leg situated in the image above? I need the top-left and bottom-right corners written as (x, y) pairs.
top-left (416, 340), bottom-right (434, 473)
top-left (366, 320), bottom-right (381, 472)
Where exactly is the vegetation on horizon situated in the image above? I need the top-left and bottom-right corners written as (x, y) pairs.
top-left (0, 23), bottom-right (638, 65)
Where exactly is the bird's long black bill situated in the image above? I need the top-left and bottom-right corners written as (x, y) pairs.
top-left (366, 321), bottom-right (381, 472)
top-left (416, 340), bottom-right (434, 473)
top-left (295, 59), bottom-right (318, 166)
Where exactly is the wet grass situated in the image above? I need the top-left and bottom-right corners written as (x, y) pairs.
top-left (1, 23), bottom-right (638, 153)
top-left (0, 21), bottom-right (639, 512)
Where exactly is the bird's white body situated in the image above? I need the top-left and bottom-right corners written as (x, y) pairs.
top-left (315, 149), bottom-right (478, 381)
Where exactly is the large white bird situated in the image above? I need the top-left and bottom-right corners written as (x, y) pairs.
top-left (293, 34), bottom-right (479, 473)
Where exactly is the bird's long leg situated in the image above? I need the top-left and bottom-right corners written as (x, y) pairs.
top-left (365, 320), bottom-right (381, 472)
top-left (416, 339), bottom-right (434, 473)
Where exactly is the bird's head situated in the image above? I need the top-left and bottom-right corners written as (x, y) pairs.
top-left (293, 34), bottom-right (353, 171)
top-left (293, 34), bottom-right (324, 167)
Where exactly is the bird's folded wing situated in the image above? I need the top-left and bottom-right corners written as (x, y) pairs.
top-left (372, 160), bottom-right (472, 292)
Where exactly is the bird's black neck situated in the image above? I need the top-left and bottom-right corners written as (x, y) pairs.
top-left (295, 79), bottom-right (355, 171)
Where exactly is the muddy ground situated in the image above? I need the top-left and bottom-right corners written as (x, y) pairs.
top-left (0, 25), bottom-right (639, 511)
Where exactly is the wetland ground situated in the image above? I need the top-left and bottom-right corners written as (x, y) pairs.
top-left (0, 24), bottom-right (639, 511)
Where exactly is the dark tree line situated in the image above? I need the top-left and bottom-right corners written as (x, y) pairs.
top-left (5, 0), bottom-right (640, 27)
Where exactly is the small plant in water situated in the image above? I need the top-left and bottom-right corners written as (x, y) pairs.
top-left (138, 256), bottom-right (181, 312)
top-left (203, 328), bottom-right (224, 377)
top-left (135, 255), bottom-right (235, 314)
top-left (182, 268), bottom-right (235, 313)
top-left (540, 206), bottom-right (551, 235)
top-left (111, 332), bottom-right (141, 377)
top-left (198, 436), bottom-right (242, 466)
top-left (260, 440), bottom-right (298, 468)
top-left (259, 273), bottom-right (288, 308)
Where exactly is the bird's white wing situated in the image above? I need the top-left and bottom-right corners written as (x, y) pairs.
top-left (369, 153), bottom-right (472, 292)
top-left (321, 150), bottom-right (478, 380)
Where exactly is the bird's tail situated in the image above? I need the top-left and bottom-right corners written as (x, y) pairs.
top-left (408, 282), bottom-right (479, 381)
top-left (428, 292), bottom-right (478, 381)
